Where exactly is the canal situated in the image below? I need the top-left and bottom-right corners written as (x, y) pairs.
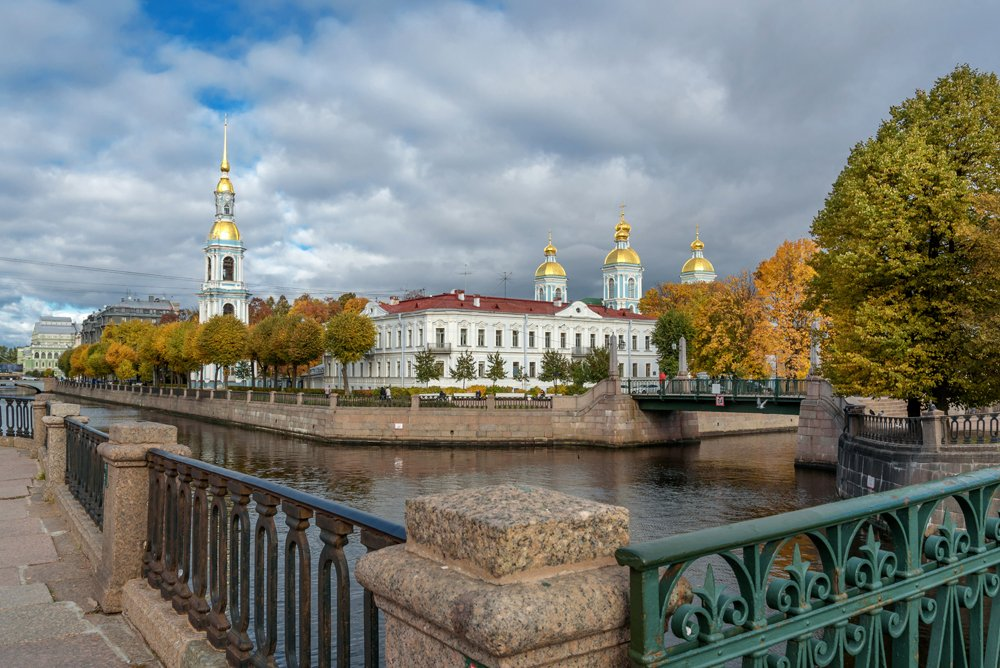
top-left (75, 398), bottom-right (836, 542)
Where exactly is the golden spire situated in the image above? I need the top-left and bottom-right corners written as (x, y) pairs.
top-left (690, 224), bottom-right (705, 251)
top-left (614, 204), bottom-right (631, 242)
top-left (220, 115), bottom-right (230, 173)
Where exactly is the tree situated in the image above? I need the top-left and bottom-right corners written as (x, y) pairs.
top-left (325, 311), bottom-right (375, 395)
top-left (692, 272), bottom-right (770, 378)
top-left (755, 239), bottom-right (820, 379)
top-left (198, 315), bottom-right (248, 387)
top-left (651, 309), bottom-right (695, 377)
top-left (248, 315), bottom-right (288, 387)
top-left (575, 346), bottom-right (611, 384)
top-left (638, 282), bottom-right (724, 319)
top-left (249, 297), bottom-right (273, 325)
top-left (272, 295), bottom-right (291, 317)
top-left (538, 350), bottom-right (571, 392)
top-left (342, 297), bottom-right (369, 314)
top-left (285, 315), bottom-right (325, 387)
top-left (290, 294), bottom-right (340, 323)
top-left (450, 350), bottom-right (476, 388)
top-left (57, 348), bottom-right (72, 377)
top-left (810, 65), bottom-right (1000, 414)
top-left (413, 348), bottom-right (442, 385)
top-left (485, 351), bottom-right (507, 385)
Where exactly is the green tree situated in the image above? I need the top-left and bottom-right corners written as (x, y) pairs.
top-left (485, 351), bottom-right (507, 385)
top-left (538, 349), bottom-right (571, 392)
top-left (198, 315), bottom-right (249, 387)
top-left (810, 65), bottom-right (1000, 414)
top-left (450, 350), bottom-right (476, 388)
top-left (285, 315), bottom-right (325, 387)
top-left (248, 314), bottom-right (287, 387)
top-left (651, 309), bottom-right (695, 377)
top-left (583, 346), bottom-right (611, 383)
top-left (325, 311), bottom-right (375, 395)
top-left (413, 348), bottom-right (442, 385)
top-left (57, 348), bottom-right (73, 377)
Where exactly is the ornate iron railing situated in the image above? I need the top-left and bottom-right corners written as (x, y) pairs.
top-left (338, 395), bottom-right (411, 408)
top-left (273, 392), bottom-right (299, 405)
top-left (250, 391), bottom-right (270, 403)
top-left (857, 414), bottom-right (923, 445)
top-left (144, 449), bottom-right (406, 667)
top-left (302, 394), bottom-right (331, 407)
top-left (942, 412), bottom-right (1000, 445)
top-left (617, 468), bottom-right (1000, 667)
top-left (65, 418), bottom-right (109, 530)
top-left (0, 396), bottom-right (33, 438)
top-left (625, 377), bottom-right (810, 400)
top-left (496, 397), bottom-right (551, 409)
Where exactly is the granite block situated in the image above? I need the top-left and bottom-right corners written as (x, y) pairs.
top-left (107, 421), bottom-right (178, 446)
top-left (47, 403), bottom-right (81, 418)
top-left (405, 484), bottom-right (628, 580)
top-left (0, 583), bottom-right (52, 609)
top-left (0, 533), bottom-right (57, 566)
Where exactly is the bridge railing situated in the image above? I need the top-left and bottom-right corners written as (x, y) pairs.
top-left (624, 377), bottom-right (810, 399)
top-left (65, 418), bottom-right (109, 529)
top-left (0, 396), bottom-right (33, 438)
top-left (856, 413), bottom-right (923, 445)
top-left (617, 467), bottom-right (1000, 667)
top-left (144, 448), bottom-right (406, 667)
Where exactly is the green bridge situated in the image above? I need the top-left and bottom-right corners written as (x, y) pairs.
top-left (624, 377), bottom-right (809, 414)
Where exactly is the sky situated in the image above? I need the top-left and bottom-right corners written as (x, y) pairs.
top-left (0, 0), bottom-right (997, 346)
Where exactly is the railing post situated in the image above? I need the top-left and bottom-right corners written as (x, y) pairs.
top-left (42, 402), bottom-right (81, 485)
top-left (356, 485), bottom-right (631, 667)
top-left (95, 422), bottom-right (191, 613)
top-left (410, 393), bottom-right (420, 409)
top-left (921, 406), bottom-right (946, 450)
top-left (269, 391), bottom-right (276, 404)
top-left (329, 393), bottom-right (338, 408)
top-left (486, 394), bottom-right (496, 410)
top-left (296, 392), bottom-right (303, 405)
top-left (31, 392), bottom-right (52, 456)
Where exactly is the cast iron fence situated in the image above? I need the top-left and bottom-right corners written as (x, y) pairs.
top-left (942, 412), bottom-right (1000, 445)
top-left (624, 377), bottom-right (810, 400)
top-left (617, 467), bottom-right (1000, 667)
top-left (0, 396), bottom-right (33, 438)
top-left (65, 418), bottom-right (109, 530)
top-left (144, 449), bottom-right (406, 667)
top-left (495, 397), bottom-right (551, 409)
top-left (337, 395), bottom-right (411, 408)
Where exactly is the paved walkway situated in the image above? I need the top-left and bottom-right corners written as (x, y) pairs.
top-left (0, 446), bottom-right (160, 666)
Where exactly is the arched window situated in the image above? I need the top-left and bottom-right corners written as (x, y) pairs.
top-left (554, 288), bottom-right (562, 301)
top-left (223, 303), bottom-right (234, 316)
top-left (607, 278), bottom-right (615, 299)
top-left (628, 277), bottom-right (636, 298)
top-left (537, 288), bottom-right (544, 300)
top-left (224, 205), bottom-right (230, 215)
top-left (206, 258), bottom-right (212, 281)
top-left (223, 257), bottom-right (235, 281)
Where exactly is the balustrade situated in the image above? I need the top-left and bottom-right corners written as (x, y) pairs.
top-left (0, 396), bottom-right (33, 438)
top-left (65, 418), bottom-right (108, 529)
top-left (618, 467), bottom-right (1000, 667)
top-left (942, 412), bottom-right (1000, 445)
top-left (856, 413), bottom-right (924, 444)
top-left (144, 449), bottom-right (405, 667)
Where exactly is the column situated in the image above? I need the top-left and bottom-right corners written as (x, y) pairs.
top-left (356, 484), bottom-right (632, 666)
top-left (95, 422), bottom-right (191, 612)
top-left (42, 402), bottom-right (82, 485)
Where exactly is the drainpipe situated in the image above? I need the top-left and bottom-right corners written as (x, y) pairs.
top-left (523, 313), bottom-right (528, 384)
top-left (399, 313), bottom-right (404, 389)
top-left (627, 318), bottom-right (632, 381)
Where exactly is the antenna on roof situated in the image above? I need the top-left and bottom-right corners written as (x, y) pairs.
top-left (498, 272), bottom-right (512, 298)
top-left (458, 264), bottom-right (472, 293)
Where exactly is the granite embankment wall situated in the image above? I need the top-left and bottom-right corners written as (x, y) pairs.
top-left (697, 411), bottom-right (798, 437)
top-left (55, 381), bottom-right (700, 448)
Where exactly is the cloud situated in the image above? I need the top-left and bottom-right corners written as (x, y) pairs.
top-left (1, 0), bottom-right (999, 345)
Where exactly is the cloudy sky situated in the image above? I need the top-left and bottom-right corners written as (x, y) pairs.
top-left (0, 0), bottom-right (995, 346)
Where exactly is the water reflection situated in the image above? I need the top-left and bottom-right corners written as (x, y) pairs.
top-left (76, 400), bottom-right (836, 542)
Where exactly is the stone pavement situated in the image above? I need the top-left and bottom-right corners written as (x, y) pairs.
top-left (0, 445), bottom-right (160, 666)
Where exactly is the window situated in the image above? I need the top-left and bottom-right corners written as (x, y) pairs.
top-left (223, 303), bottom-right (234, 316)
top-left (223, 256), bottom-right (235, 281)
top-left (395, 361), bottom-right (400, 377)
top-left (575, 333), bottom-right (581, 348)
top-left (544, 332), bottom-right (551, 348)
top-left (608, 278), bottom-right (615, 298)
top-left (555, 288), bottom-right (562, 301)
top-left (435, 328), bottom-right (445, 346)
top-left (478, 362), bottom-right (485, 377)
top-left (477, 329), bottom-right (485, 347)
top-left (512, 330), bottom-right (519, 347)
top-left (645, 363), bottom-right (651, 377)
top-left (495, 329), bottom-right (503, 347)
top-left (628, 277), bottom-right (636, 298)
top-left (590, 334), bottom-right (596, 348)
top-left (605, 334), bottom-right (611, 348)
top-left (560, 332), bottom-right (567, 348)
top-left (632, 363), bottom-right (637, 377)
top-left (419, 330), bottom-right (424, 346)
top-left (460, 328), bottom-right (468, 346)
top-left (407, 330), bottom-right (412, 347)
top-left (537, 288), bottom-right (544, 300)
top-left (397, 330), bottom-right (402, 347)
top-left (528, 331), bottom-right (536, 348)
top-left (632, 335), bottom-right (637, 351)
top-left (377, 362), bottom-right (381, 377)
top-left (645, 336), bottom-right (651, 351)
top-left (618, 363), bottom-right (624, 377)
top-left (206, 258), bottom-right (212, 281)
top-left (529, 362), bottom-right (536, 377)
top-left (407, 361), bottom-right (412, 377)
top-left (512, 361), bottom-right (520, 376)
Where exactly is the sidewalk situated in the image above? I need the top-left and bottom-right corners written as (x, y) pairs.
top-left (0, 446), bottom-right (160, 666)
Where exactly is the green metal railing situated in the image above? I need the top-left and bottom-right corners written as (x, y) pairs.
top-left (625, 377), bottom-right (809, 400)
top-left (617, 468), bottom-right (1000, 666)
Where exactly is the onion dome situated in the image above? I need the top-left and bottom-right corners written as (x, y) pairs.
top-left (604, 209), bottom-right (641, 265)
top-left (535, 232), bottom-right (567, 277)
top-left (680, 225), bottom-right (716, 282)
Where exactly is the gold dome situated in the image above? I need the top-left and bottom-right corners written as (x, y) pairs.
top-left (614, 210), bottom-right (631, 242)
top-left (216, 176), bottom-right (234, 193)
top-left (682, 256), bottom-right (715, 274)
top-left (604, 247), bottom-right (641, 265)
top-left (690, 225), bottom-right (704, 251)
top-left (536, 260), bottom-right (566, 277)
top-left (209, 219), bottom-right (241, 241)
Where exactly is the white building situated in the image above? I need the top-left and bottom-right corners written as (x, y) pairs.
top-left (19, 316), bottom-right (79, 376)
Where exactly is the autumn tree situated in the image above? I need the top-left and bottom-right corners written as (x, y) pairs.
top-left (638, 282), bottom-right (724, 320)
top-left (413, 348), bottom-right (441, 385)
top-left (249, 297), bottom-right (273, 325)
top-left (342, 297), bottom-right (369, 314)
top-left (284, 315), bottom-right (325, 386)
top-left (651, 309), bottom-right (695, 377)
top-left (325, 311), bottom-right (375, 395)
top-left (290, 294), bottom-right (340, 323)
top-left (539, 350), bottom-right (571, 392)
top-left (485, 351), bottom-right (507, 385)
top-left (692, 272), bottom-right (770, 378)
top-left (198, 315), bottom-right (248, 387)
top-left (248, 314), bottom-right (288, 387)
top-left (755, 239), bottom-right (820, 379)
top-left (450, 351), bottom-right (476, 388)
top-left (811, 65), bottom-right (1000, 414)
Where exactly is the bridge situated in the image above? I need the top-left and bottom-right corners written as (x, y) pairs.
top-left (0, 378), bottom-right (52, 393)
top-left (624, 377), bottom-right (809, 414)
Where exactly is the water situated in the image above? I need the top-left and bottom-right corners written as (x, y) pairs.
top-left (76, 399), bottom-right (835, 542)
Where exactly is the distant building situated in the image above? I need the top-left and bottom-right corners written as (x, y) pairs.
top-left (19, 316), bottom-right (79, 376)
top-left (680, 226), bottom-right (717, 284)
top-left (80, 296), bottom-right (179, 344)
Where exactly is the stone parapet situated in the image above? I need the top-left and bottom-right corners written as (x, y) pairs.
top-left (42, 402), bottom-right (82, 484)
top-left (357, 484), bottom-right (632, 667)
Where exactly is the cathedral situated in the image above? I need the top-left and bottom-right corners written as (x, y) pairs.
top-left (198, 119), bottom-right (250, 324)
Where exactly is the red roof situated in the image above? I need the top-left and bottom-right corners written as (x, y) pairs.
top-left (377, 292), bottom-right (655, 320)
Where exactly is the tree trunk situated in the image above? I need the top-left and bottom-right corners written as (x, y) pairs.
top-left (342, 363), bottom-right (350, 395)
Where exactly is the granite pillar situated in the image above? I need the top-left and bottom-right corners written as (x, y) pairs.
top-left (95, 421), bottom-right (191, 613)
top-left (31, 392), bottom-right (53, 456)
top-left (42, 402), bottom-right (83, 484)
top-left (356, 484), bottom-right (633, 667)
